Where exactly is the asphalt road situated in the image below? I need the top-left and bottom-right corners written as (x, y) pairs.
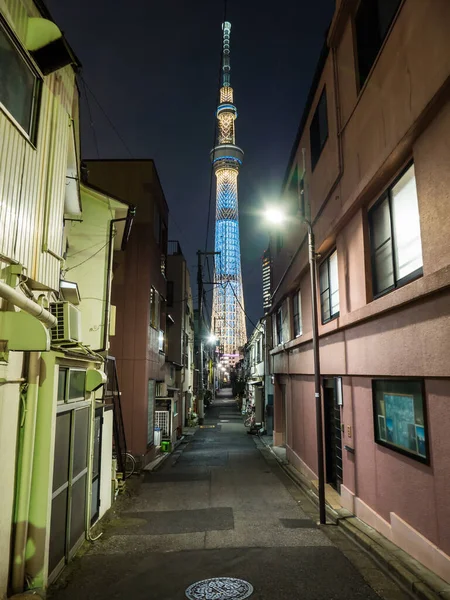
top-left (49, 389), bottom-right (410, 600)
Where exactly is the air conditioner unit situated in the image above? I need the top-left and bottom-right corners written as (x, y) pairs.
top-left (49, 301), bottom-right (81, 344)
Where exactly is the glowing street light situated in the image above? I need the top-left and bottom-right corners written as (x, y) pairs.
top-left (263, 190), bottom-right (326, 525)
top-left (264, 206), bottom-right (287, 225)
top-left (208, 334), bottom-right (218, 344)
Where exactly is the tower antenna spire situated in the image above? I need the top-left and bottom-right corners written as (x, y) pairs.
top-left (222, 21), bottom-right (231, 87)
top-left (210, 17), bottom-right (247, 361)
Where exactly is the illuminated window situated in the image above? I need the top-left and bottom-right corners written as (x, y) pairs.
top-left (0, 21), bottom-right (40, 138)
top-left (369, 164), bottom-right (423, 298)
top-left (355, 0), bottom-right (402, 89)
top-left (310, 88), bottom-right (328, 171)
top-left (319, 250), bottom-right (339, 323)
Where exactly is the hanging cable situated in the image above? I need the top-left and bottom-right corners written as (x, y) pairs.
top-left (226, 280), bottom-right (258, 330)
top-left (79, 74), bottom-right (134, 159)
top-left (81, 77), bottom-right (100, 158)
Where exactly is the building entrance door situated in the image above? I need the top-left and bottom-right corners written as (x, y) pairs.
top-left (49, 405), bottom-right (90, 581)
top-left (323, 379), bottom-right (343, 492)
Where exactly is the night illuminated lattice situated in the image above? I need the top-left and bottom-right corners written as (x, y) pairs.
top-left (211, 22), bottom-right (247, 357)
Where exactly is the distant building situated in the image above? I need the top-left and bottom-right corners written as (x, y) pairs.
top-left (269, 0), bottom-right (450, 584)
top-left (166, 241), bottom-right (195, 431)
top-left (85, 159), bottom-right (168, 467)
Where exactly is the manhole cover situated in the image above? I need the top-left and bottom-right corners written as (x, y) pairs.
top-left (185, 577), bottom-right (253, 599)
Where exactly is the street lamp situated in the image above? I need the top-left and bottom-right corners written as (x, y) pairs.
top-left (263, 205), bottom-right (326, 525)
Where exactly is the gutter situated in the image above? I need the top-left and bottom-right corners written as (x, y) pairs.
top-left (0, 281), bottom-right (56, 328)
top-left (96, 205), bottom-right (135, 353)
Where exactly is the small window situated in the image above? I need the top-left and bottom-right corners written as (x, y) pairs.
top-left (369, 164), bottom-right (423, 298)
top-left (58, 368), bottom-right (68, 402)
top-left (149, 287), bottom-right (160, 329)
top-left (68, 370), bottom-right (86, 402)
top-left (355, 0), bottom-right (402, 89)
top-left (276, 306), bottom-right (283, 345)
top-left (310, 88), bottom-right (328, 171)
top-left (0, 21), bottom-right (40, 138)
top-left (158, 330), bottom-right (164, 353)
top-left (373, 379), bottom-right (428, 463)
top-left (319, 250), bottom-right (340, 323)
top-left (276, 232), bottom-right (283, 253)
top-left (293, 290), bottom-right (302, 338)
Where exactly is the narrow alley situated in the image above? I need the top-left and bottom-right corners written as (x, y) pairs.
top-left (49, 390), bottom-right (409, 600)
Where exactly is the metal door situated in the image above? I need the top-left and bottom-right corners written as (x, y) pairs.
top-left (323, 379), bottom-right (343, 492)
top-left (91, 408), bottom-right (103, 524)
top-left (49, 406), bottom-right (90, 580)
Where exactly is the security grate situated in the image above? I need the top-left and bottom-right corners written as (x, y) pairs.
top-left (155, 411), bottom-right (170, 438)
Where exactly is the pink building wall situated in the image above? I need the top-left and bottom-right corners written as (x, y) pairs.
top-left (269, 0), bottom-right (450, 582)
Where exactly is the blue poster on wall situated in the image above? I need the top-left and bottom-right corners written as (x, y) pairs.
top-left (384, 394), bottom-right (415, 450)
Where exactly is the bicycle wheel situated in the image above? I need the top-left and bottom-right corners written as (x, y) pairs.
top-left (124, 452), bottom-right (136, 479)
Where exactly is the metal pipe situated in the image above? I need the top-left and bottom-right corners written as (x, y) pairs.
top-left (197, 250), bottom-right (205, 425)
top-left (96, 206), bottom-right (135, 353)
top-left (11, 352), bottom-right (41, 593)
top-left (0, 281), bottom-right (56, 328)
top-left (308, 224), bottom-right (326, 524)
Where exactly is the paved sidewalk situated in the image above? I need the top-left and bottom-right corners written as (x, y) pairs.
top-left (49, 389), bottom-right (411, 600)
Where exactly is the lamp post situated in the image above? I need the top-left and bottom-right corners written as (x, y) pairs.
top-left (264, 207), bottom-right (326, 525)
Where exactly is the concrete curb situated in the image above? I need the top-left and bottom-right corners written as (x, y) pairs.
top-left (258, 436), bottom-right (450, 600)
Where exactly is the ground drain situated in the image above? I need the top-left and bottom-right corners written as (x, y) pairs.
top-left (185, 577), bottom-right (253, 599)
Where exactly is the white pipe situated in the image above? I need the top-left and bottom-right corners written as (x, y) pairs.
top-left (0, 281), bottom-right (56, 328)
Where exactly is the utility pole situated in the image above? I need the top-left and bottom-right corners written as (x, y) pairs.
top-left (196, 250), bottom-right (219, 425)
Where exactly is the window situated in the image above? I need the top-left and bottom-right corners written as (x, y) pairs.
top-left (355, 0), bottom-right (402, 89)
top-left (256, 338), bottom-right (261, 363)
top-left (57, 367), bottom-right (86, 403)
top-left (158, 330), bottom-right (164, 353)
top-left (293, 290), bottom-right (302, 337)
top-left (373, 379), bottom-right (428, 463)
top-left (319, 250), bottom-right (340, 323)
top-left (310, 88), bottom-right (328, 170)
top-left (0, 21), bottom-right (40, 138)
top-left (276, 232), bottom-right (283, 253)
top-left (369, 164), bottom-right (423, 298)
top-left (149, 287), bottom-right (160, 329)
top-left (276, 306), bottom-right (283, 345)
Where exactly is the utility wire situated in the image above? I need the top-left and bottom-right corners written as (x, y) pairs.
top-left (65, 236), bottom-right (115, 272)
top-left (79, 74), bottom-right (134, 158)
top-left (81, 77), bottom-right (100, 158)
top-left (226, 280), bottom-right (258, 330)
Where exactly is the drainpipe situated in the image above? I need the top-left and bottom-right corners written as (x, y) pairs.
top-left (11, 351), bottom-right (41, 594)
top-left (95, 206), bottom-right (135, 353)
top-left (0, 281), bottom-right (56, 328)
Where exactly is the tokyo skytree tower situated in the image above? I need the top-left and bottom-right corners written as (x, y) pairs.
top-left (211, 21), bottom-right (247, 359)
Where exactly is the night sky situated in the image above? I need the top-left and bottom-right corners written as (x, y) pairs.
top-left (46, 0), bottom-right (334, 333)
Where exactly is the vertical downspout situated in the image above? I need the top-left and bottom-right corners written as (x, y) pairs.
top-left (11, 352), bottom-right (41, 594)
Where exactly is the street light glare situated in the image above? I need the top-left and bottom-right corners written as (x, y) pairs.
top-left (264, 207), bottom-right (286, 225)
top-left (208, 334), bottom-right (217, 344)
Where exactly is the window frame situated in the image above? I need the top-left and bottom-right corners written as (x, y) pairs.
top-left (372, 378), bottom-right (429, 465)
top-left (368, 162), bottom-right (423, 300)
top-left (0, 16), bottom-right (42, 143)
top-left (293, 289), bottom-right (302, 338)
top-left (149, 286), bottom-right (160, 329)
top-left (310, 87), bottom-right (329, 171)
top-left (319, 249), bottom-right (340, 324)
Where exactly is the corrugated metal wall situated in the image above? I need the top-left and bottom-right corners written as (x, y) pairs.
top-left (0, 1), bottom-right (77, 291)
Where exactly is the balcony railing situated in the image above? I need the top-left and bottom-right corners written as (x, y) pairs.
top-left (168, 240), bottom-right (182, 256)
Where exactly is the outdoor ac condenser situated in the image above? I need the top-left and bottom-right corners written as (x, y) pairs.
top-left (49, 301), bottom-right (81, 344)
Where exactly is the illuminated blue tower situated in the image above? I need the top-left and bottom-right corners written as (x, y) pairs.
top-left (211, 21), bottom-right (247, 359)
